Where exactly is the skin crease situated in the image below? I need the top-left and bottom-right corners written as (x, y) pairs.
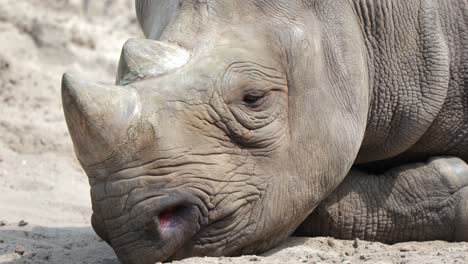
top-left (60, 0), bottom-right (467, 263)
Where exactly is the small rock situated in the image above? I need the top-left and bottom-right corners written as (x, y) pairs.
top-left (399, 247), bottom-right (411, 252)
top-left (0, 240), bottom-right (4, 243)
top-left (15, 245), bottom-right (26, 255)
top-left (345, 251), bottom-right (351, 256)
top-left (327, 238), bottom-right (336, 247)
top-left (318, 254), bottom-right (327, 261)
top-left (0, 56), bottom-right (9, 71)
top-left (18, 220), bottom-right (28, 227)
top-left (359, 255), bottom-right (367, 260)
top-left (353, 238), bottom-right (360, 249)
top-left (401, 254), bottom-right (406, 258)
top-left (249, 257), bottom-right (259, 261)
top-left (63, 243), bottom-right (73, 250)
top-left (0, 221), bottom-right (6, 226)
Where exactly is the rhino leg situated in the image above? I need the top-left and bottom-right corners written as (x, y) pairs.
top-left (296, 157), bottom-right (468, 243)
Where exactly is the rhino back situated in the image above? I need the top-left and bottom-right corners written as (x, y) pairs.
top-left (354, 0), bottom-right (468, 164)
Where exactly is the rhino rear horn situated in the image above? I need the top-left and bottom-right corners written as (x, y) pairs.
top-left (135, 0), bottom-right (180, 39)
top-left (62, 73), bottom-right (141, 166)
top-left (116, 38), bottom-right (190, 85)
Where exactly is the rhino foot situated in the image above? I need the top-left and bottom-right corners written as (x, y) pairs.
top-left (296, 156), bottom-right (468, 243)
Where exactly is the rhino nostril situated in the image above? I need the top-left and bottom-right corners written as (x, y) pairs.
top-left (144, 203), bottom-right (198, 240)
top-left (159, 206), bottom-right (192, 229)
top-left (125, 199), bottom-right (205, 262)
top-left (140, 196), bottom-right (205, 251)
top-left (159, 207), bottom-right (175, 228)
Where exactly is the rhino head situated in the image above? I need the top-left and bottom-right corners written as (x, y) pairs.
top-left (62, 0), bottom-right (369, 263)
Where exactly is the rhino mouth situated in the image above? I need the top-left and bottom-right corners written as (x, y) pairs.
top-left (103, 193), bottom-right (208, 264)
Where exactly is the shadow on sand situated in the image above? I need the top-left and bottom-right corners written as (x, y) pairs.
top-left (0, 225), bottom-right (118, 264)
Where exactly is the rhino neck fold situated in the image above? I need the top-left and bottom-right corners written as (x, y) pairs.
top-left (352, 0), bottom-right (451, 163)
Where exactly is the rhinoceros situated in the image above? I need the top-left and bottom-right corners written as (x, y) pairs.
top-left (61, 0), bottom-right (468, 263)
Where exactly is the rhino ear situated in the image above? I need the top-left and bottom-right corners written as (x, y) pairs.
top-left (135, 0), bottom-right (180, 39)
top-left (116, 38), bottom-right (190, 85)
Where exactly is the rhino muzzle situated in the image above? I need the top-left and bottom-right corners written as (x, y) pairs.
top-left (108, 193), bottom-right (208, 264)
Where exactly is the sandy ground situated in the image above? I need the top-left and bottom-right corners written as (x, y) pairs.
top-left (0, 1), bottom-right (467, 263)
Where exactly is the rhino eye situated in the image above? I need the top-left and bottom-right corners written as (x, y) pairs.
top-left (243, 93), bottom-right (265, 106)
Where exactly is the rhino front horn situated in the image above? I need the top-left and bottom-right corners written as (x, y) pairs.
top-left (61, 73), bottom-right (141, 166)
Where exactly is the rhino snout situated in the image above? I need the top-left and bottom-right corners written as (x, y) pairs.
top-left (98, 193), bottom-right (208, 264)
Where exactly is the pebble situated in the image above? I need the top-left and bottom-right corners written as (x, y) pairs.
top-left (318, 253), bottom-right (328, 260)
top-left (327, 238), bottom-right (336, 247)
top-left (15, 245), bottom-right (25, 255)
top-left (399, 247), bottom-right (411, 252)
top-left (353, 238), bottom-right (360, 249)
top-left (249, 257), bottom-right (259, 261)
top-left (64, 243), bottom-right (73, 250)
top-left (18, 220), bottom-right (28, 227)
top-left (0, 220), bottom-right (6, 226)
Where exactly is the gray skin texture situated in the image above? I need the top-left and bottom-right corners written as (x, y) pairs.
top-left (60, 0), bottom-right (468, 263)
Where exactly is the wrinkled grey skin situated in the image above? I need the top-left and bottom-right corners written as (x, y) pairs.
top-left (61, 0), bottom-right (468, 263)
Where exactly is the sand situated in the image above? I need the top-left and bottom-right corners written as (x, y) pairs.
top-left (0, 0), bottom-right (467, 263)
